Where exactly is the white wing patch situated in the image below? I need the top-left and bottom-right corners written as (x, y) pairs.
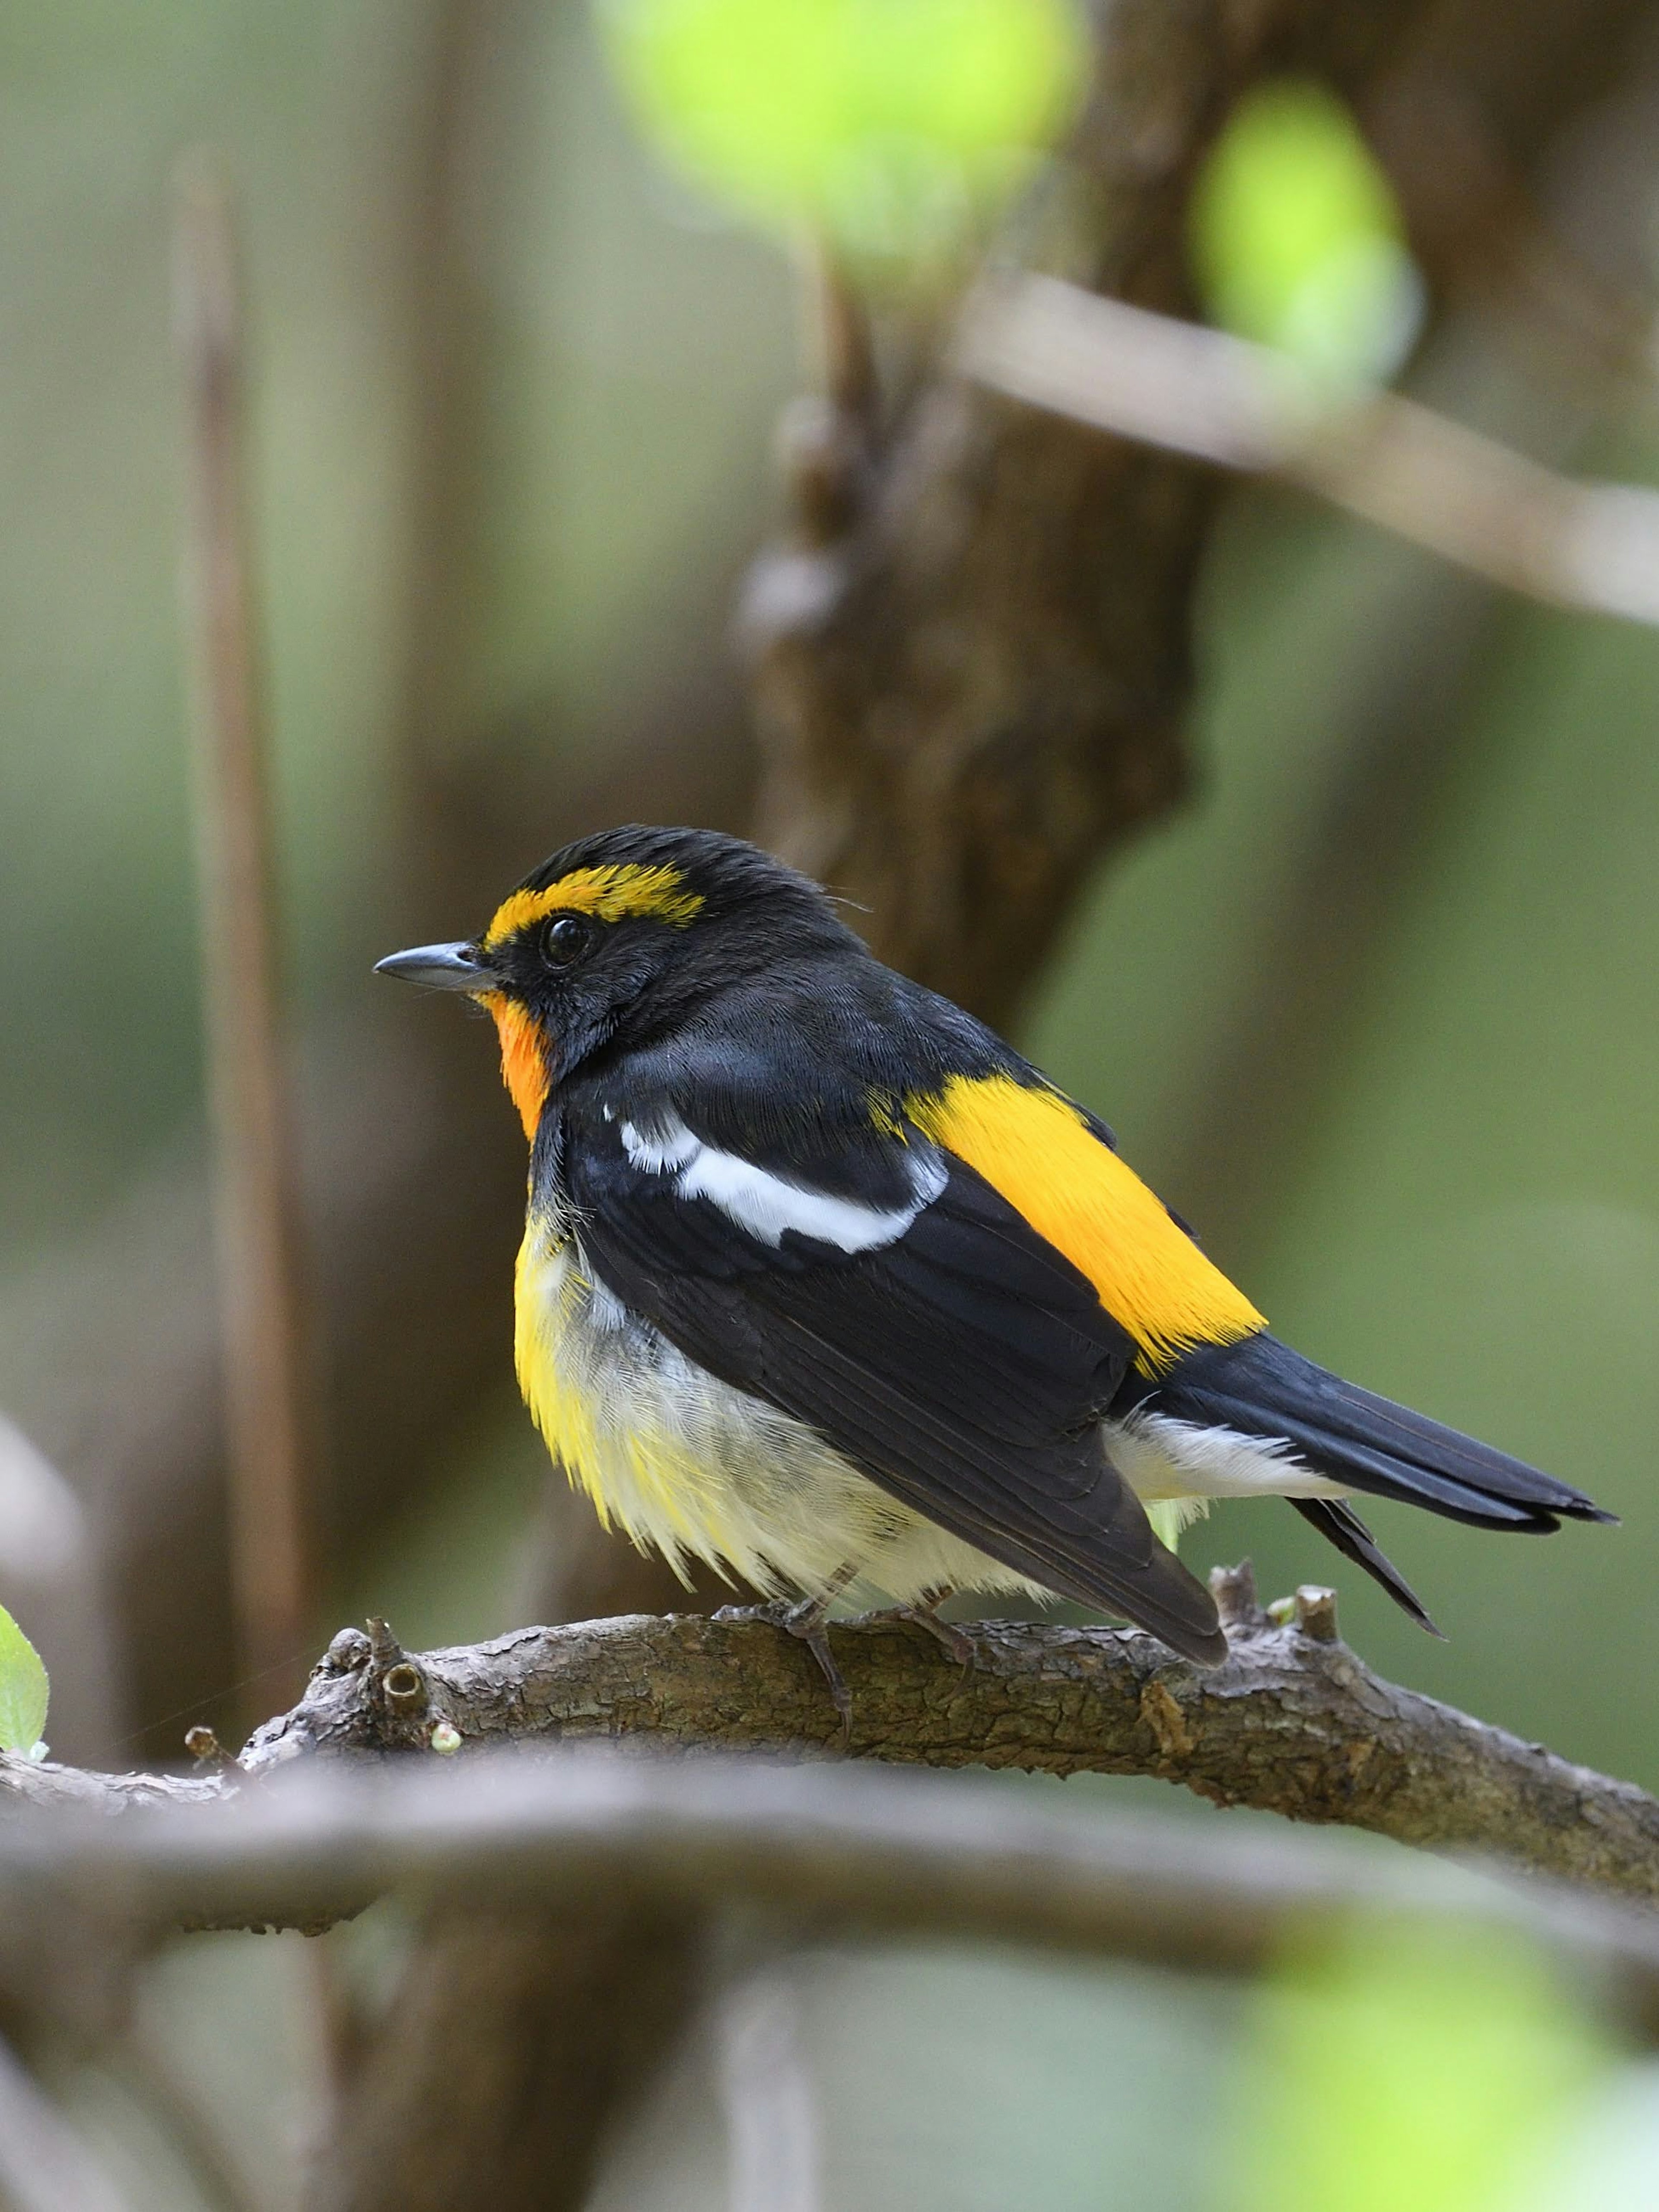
top-left (618, 1111), bottom-right (947, 1255)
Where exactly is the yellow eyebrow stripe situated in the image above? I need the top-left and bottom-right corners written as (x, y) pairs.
top-left (483, 863), bottom-right (703, 946)
top-left (905, 1073), bottom-right (1265, 1373)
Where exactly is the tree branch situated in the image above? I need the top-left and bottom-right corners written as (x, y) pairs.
top-left (745, 0), bottom-right (1447, 1028)
top-left (1, 1744), bottom-right (1658, 2021)
top-left (955, 273), bottom-right (1659, 625)
top-left (15, 1571), bottom-right (1654, 1906)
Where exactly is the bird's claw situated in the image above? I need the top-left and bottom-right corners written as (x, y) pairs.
top-left (912, 1609), bottom-right (977, 1671)
top-left (860, 1593), bottom-right (976, 1674)
top-left (717, 1597), bottom-right (852, 1741)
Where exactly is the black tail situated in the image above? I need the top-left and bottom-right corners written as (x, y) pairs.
top-left (1138, 1334), bottom-right (1612, 1629)
top-left (1147, 1333), bottom-right (1611, 1531)
top-left (1141, 1327), bottom-right (1619, 1628)
top-left (1288, 1496), bottom-right (1442, 1635)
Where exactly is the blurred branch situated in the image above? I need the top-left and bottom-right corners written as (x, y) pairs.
top-left (957, 273), bottom-right (1659, 625)
top-left (1145, 10), bottom-right (1659, 1263)
top-left (3, 1750), bottom-right (1659, 2016)
top-left (1363, 70), bottom-right (1659, 390)
top-left (172, 155), bottom-right (315, 1722)
top-left (307, 1891), bottom-right (700, 2212)
top-left (1363, 0), bottom-right (1659, 382)
top-left (0, 2032), bottom-right (134, 2212)
top-left (13, 1572), bottom-right (1659, 1905)
top-left (715, 1962), bottom-right (821, 2212)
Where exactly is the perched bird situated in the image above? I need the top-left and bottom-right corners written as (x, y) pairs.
top-left (378, 824), bottom-right (1610, 1700)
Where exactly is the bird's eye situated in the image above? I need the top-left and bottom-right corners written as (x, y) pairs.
top-left (541, 913), bottom-right (596, 967)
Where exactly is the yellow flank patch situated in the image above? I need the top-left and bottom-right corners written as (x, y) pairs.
top-left (905, 1074), bottom-right (1265, 1372)
top-left (483, 863), bottom-right (703, 947)
top-left (481, 992), bottom-right (550, 1138)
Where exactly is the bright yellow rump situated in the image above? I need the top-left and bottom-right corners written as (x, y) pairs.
top-left (905, 1074), bottom-right (1265, 1372)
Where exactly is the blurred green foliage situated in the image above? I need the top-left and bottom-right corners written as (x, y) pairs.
top-left (1192, 80), bottom-right (1422, 385)
top-left (595, 0), bottom-right (1087, 267)
top-left (0, 0), bottom-right (796, 1270)
top-left (1230, 1916), bottom-right (1612, 2212)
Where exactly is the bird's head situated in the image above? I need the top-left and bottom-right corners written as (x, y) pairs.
top-left (375, 824), bottom-right (855, 1137)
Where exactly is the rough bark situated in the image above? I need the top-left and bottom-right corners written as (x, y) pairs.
top-left (16, 1571), bottom-right (1659, 1908)
top-left (248, 1582), bottom-right (1659, 1906)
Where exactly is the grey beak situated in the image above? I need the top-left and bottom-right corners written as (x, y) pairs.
top-left (374, 941), bottom-right (493, 990)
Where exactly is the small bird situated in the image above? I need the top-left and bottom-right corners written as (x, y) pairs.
top-left (378, 824), bottom-right (1610, 1700)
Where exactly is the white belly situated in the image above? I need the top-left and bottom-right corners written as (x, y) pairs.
top-left (513, 1222), bottom-right (1050, 1607)
top-left (514, 1219), bottom-right (1340, 1606)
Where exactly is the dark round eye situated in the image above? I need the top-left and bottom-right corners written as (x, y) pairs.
top-left (541, 913), bottom-right (596, 967)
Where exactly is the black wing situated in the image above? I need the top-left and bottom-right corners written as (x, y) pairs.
top-left (562, 1101), bottom-right (1227, 1664)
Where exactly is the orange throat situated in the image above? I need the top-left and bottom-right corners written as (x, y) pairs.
top-left (482, 994), bottom-right (550, 1139)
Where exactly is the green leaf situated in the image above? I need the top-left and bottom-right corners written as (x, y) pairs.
top-left (596, 0), bottom-right (1088, 265)
top-left (0, 1602), bottom-right (49, 1756)
top-left (1191, 80), bottom-right (1422, 388)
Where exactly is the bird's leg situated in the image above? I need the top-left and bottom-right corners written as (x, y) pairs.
top-left (864, 1585), bottom-right (976, 1671)
top-left (716, 1563), bottom-right (859, 1736)
top-left (777, 1585), bottom-right (853, 1735)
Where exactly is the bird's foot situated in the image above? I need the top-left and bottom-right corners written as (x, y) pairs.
top-left (715, 1588), bottom-right (854, 1739)
top-left (860, 1587), bottom-right (976, 1672)
top-left (779, 1598), bottom-right (853, 1738)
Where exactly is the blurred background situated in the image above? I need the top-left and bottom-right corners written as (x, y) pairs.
top-left (3, 0), bottom-right (1659, 2204)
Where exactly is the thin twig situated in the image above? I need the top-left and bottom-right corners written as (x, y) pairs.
top-left (172, 153), bottom-right (314, 1722)
top-left (956, 272), bottom-right (1659, 626)
top-left (771, 240), bottom-right (881, 555)
top-left (802, 238), bottom-right (879, 427)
